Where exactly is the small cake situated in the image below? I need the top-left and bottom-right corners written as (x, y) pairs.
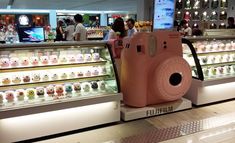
top-left (92, 53), bottom-right (100, 61)
top-left (77, 54), bottom-right (84, 62)
top-left (92, 68), bottom-right (99, 76)
top-left (60, 73), bottom-right (68, 79)
top-left (232, 43), bottom-right (235, 49)
top-left (55, 85), bottom-right (64, 96)
top-left (69, 55), bottom-right (76, 63)
top-left (21, 57), bottom-right (29, 66)
top-left (59, 56), bottom-right (67, 63)
top-left (77, 71), bottom-right (84, 77)
top-left (219, 43), bottom-right (225, 50)
top-left (99, 81), bottom-right (106, 90)
top-left (46, 85), bottom-right (55, 96)
top-left (10, 57), bottom-right (19, 67)
top-left (101, 67), bottom-right (107, 74)
top-left (65, 84), bottom-right (73, 94)
top-left (0, 92), bottom-right (4, 103)
top-left (73, 83), bottom-right (81, 92)
top-left (84, 54), bottom-right (92, 61)
top-left (203, 68), bottom-right (209, 76)
top-left (36, 87), bottom-right (45, 98)
top-left (23, 75), bottom-right (30, 82)
top-left (12, 76), bottom-right (21, 84)
top-left (26, 89), bottom-right (35, 100)
top-left (69, 72), bottom-right (76, 78)
top-left (205, 44), bottom-right (212, 51)
top-left (201, 57), bottom-right (208, 64)
top-left (16, 89), bottom-right (25, 101)
top-left (5, 91), bottom-right (14, 102)
top-left (218, 67), bottom-right (224, 74)
top-left (51, 73), bottom-right (59, 80)
top-left (83, 83), bottom-right (90, 92)
top-left (40, 56), bottom-right (49, 65)
top-left (50, 55), bottom-right (58, 64)
top-left (91, 82), bottom-right (98, 90)
top-left (198, 45), bottom-right (205, 52)
top-left (0, 58), bottom-right (10, 67)
top-left (31, 57), bottom-right (39, 66)
top-left (42, 74), bottom-right (50, 81)
top-left (85, 70), bottom-right (91, 77)
top-left (32, 74), bottom-right (41, 82)
top-left (225, 43), bottom-right (232, 50)
top-left (231, 54), bottom-right (235, 61)
top-left (212, 44), bottom-right (219, 51)
top-left (2, 77), bottom-right (11, 85)
top-left (209, 56), bottom-right (216, 64)
top-left (211, 67), bottom-right (217, 75)
top-left (225, 66), bottom-right (231, 73)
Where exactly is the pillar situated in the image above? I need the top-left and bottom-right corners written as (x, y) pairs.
top-left (100, 13), bottom-right (108, 26)
top-left (49, 10), bottom-right (57, 29)
top-left (137, 0), bottom-right (153, 21)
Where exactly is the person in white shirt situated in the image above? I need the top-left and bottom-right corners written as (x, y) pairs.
top-left (65, 19), bottom-right (75, 41)
top-left (73, 14), bottom-right (87, 41)
top-left (126, 18), bottom-right (137, 37)
top-left (179, 20), bottom-right (192, 36)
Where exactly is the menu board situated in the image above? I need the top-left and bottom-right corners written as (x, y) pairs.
top-left (153, 0), bottom-right (175, 30)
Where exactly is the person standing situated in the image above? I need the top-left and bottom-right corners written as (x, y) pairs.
top-left (73, 14), bottom-right (87, 41)
top-left (126, 18), bottom-right (137, 37)
top-left (64, 19), bottom-right (75, 41)
top-left (55, 20), bottom-right (64, 41)
top-left (107, 17), bottom-right (126, 40)
top-left (227, 17), bottom-right (235, 29)
top-left (179, 20), bottom-right (192, 36)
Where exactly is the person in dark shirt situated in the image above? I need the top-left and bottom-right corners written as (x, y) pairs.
top-left (227, 17), bottom-right (235, 29)
top-left (55, 20), bottom-right (64, 41)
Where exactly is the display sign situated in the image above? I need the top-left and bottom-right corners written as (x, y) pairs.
top-left (18, 27), bottom-right (45, 42)
top-left (15, 14), bottom-right (32, 26)
top-left (153, 0), bottom-right (175, 30)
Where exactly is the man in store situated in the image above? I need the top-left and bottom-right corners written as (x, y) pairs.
top-left (179, 20), bottom-right (192, 37)
top-left (73, 14), bottom-right (87, 41)
top-left (227, 17), bottom-right (235, 29)
top-left (65, 19), bottom-right (75, 41)
top-left (126, 18), bottom-right (137, 37)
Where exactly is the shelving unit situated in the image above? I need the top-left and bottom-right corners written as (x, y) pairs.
top-left (0, 41), bottom-right (122, 142)
top-left (183, 36), bottom-right (235, 105)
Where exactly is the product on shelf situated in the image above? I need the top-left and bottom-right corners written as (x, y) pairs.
top-left (92, 53), bottom-right (100, 61)
top-left (46, 85), bottom-right (55, 96)
top-left (55, 85), bottom-right (64, 96)
top-left (16, 89), bottom-right (25, 101)
top-left (65, 84), bottom-right (73, 94)
top-left (60, 73), bottom-right (68, 79)
top-left (101, 67), bottom-right (107, 74)
top-left (59, 56), bottom-right (67, 63)
top-left (51, 73), bottom-right (59, 80)
top-left (36, 87), bottom-right (45, 98)
top-left (2, 77), bottom-right (11, 85)
top-left (99, 81), bottom-right (106, 90)
top-left (84, 54), bottom-right (92, 61)
top-left (40, 56), bottom-right (49, 65)
top-left (69, 72), bottom-right (76, 78)
top-left (85, 70), bottom-right (91, 77)
top-left (83, 83), bottom-right (90, 92)
top-left (50, 55), bottom-right (58, 64)
top-left (73, 83), bottom-right (81, 92)
top-left (42, 74), bottom-right (50, 81)
top-left (69, 55), bottom-right (76, 63)
top-left (10, 57), bottom-right (19, 67)
top-left (12, 76), bottom-right (21, 84)
top-left (26, 89), bottom-right (35, 100)
top-left (77, 54), bottom-right (84, 62)
top-left (0, 58), bottom-right (10, 67)
top-left (31, 57), bottom-right (39, 66)
top-left (92, 68), bottom-right (99, 76)
top-left (0, 92), bottom-right (4, 103)
top-left (91, 82), bottom-right (98, 90)
top-left (5, 91), bottom-right (14, 102)
top-left (77, 71), bottom-right (84, 77)
top-left (32, 73), bottom-right (41, 82)
top-left (21, 57), bottom-right (29, 66)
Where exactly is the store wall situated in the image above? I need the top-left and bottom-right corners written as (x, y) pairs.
top-left (137, 0), bottom-right (153, 21)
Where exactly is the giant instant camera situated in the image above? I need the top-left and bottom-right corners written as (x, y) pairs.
top-left (121, 31), bottom-right (192, 107)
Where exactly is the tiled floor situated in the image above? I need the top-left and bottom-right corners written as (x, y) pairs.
top-left (37, 100), bottom-right (235, 143)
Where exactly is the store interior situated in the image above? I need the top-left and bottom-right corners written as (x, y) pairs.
top-left (1, 0), bottom-right (235, 143)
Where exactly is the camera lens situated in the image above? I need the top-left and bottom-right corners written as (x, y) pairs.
top-left (169, 73), bottom-right (182, 86)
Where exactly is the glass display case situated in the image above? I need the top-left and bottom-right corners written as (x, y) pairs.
top-left (182, 36), bottom-right (235, 105)
top-left (0, 41), bottom-right (122, 142)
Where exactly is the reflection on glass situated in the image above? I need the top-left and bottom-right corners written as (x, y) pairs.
top-left (211, 0), bottom-right (219, 9)
top-left (219, 11), bottom-right (227, 20)
top-left (202, 0), bottom-right (209, 9)
top-left (192, 11), bottom-right (200, 20)
top-left (210, 23), bottom-right (217, 29)
top-left (185, 0), bottom-right (192, 10)
top-left (211, 11), bottom-right (218, 21)
top-left (176, 0), bottom-right (183, 10)
top-left (193, 0), bottom-right (200, 9)
top-left (220, 0), bottom-right (228, 8)
top-left (219, 23), bottom-right (226, 29)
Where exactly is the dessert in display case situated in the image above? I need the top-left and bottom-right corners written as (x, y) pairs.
top-left (0, 41), bottom-right (121, 142)
top-left (86, 27), bottom-right (104, 40)
top-left (182, 35), bottom-right (235, 105)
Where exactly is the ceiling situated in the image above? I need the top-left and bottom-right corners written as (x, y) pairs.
top-left (0, 0), bottom-right (138, 12)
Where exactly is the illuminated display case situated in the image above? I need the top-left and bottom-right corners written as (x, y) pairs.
top-left (182, 36), bottom-right (235, 105)
top-left (0, 41), bottom-right (122, 142)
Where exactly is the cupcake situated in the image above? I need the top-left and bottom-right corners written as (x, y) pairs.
top-left (60, 73), bottom-right (68, 79)
top-left (92, 68), bottom-right (99, 76)
top-left (84, 54), bottom-right (92, 62)
top-left (212, 44), bottom-right (219, 51)
top-left (99, 81), bottom-right (106, 90)
top-left (206, 44), bottom-right (212, 51)
top-left (21, 57), bottom-right (29, 66)
top-left (225, 43), bottom-right (232, 50)
top-left (12, 76), bottom-right (21, 84)
top-left (26, 89), bottom-right (35, 100)
top-left (219, 43), bottom-right (225, 50)
top-left (23, 75), bottom-right (30, 83)
top-left (31, 57), bottom-right (39, 66)
top-left (77, 71), bottom-right (84, 77)
top-left (36, 87), bottom-right (45, 98)
top-left (2, 77), bottom-right (11, 85)
top-left (32, 74), bottom-right (41, 82)
top-left (46, 85), bottom-right (55, 96)
top-left (218, 67), bottom-right (224, 74)
top-left (10, 57), bottom-right (19, 67)
top-left (211, 67), bottom-right (217, 75)
top-left (5, 91), bottom-right (14, 102)
top-left (101, 67), bottom-right (107, 74)
top-left (40, 56), bottom-right (49, 65)
top-left (69, 55), bottom-right (76, 63)
top-left (198, 45), bottom-right (205, 52)
top-left (51, 73), bottom-right (59, 80)
top-left (50, 55), bottom-right (58, 64)
top-left (73, 83), bottom-right (81, 92)
top-left (91, 82), bottom-right (98, 90)
top-left (69, 72), bottom-right (76, 78)
top-left (55, 85), bottom-right (64, 96)
top-left (92, 53), bottom-right (100, 61)
top-left (83, 83), bottom-right (90, 92)
top-left (59, 56), bottom-right (68, 63)
top-left (16, 89), bottom-right (25, 101)
top-left (65, 84), bottom-right (73, 94)
top-left (0, 58), bottom-right (10, 67)
top-left (85, 70), bottom-right (91, 77)
top-left (203, 68), bottom-right (209, 76)
top-left (42, 74), bottom-right (50, 81)
top-left (225, 66), bottom-right (231, 73)
top-left (77, 54), bottom-right (84, 63)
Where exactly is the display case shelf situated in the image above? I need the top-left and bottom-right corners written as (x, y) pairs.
top-left (0, 60), bottom-right (107, 73)
top-left (0, 74), bottom-right (109, 91)
top-left (194, 61), bottom-right (235, 68)
top-left (195, 50), bottom-right (235, 56)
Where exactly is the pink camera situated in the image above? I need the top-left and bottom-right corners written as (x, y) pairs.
top-left (121, 31), bottom-right (192, 107)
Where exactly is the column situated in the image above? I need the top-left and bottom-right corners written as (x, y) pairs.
top-left (100, 13), bottom-right (108, 26)
top-left (49, 10), bottom-right (57, 29)
top-left (137, 0), bottom-right (153, 21)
